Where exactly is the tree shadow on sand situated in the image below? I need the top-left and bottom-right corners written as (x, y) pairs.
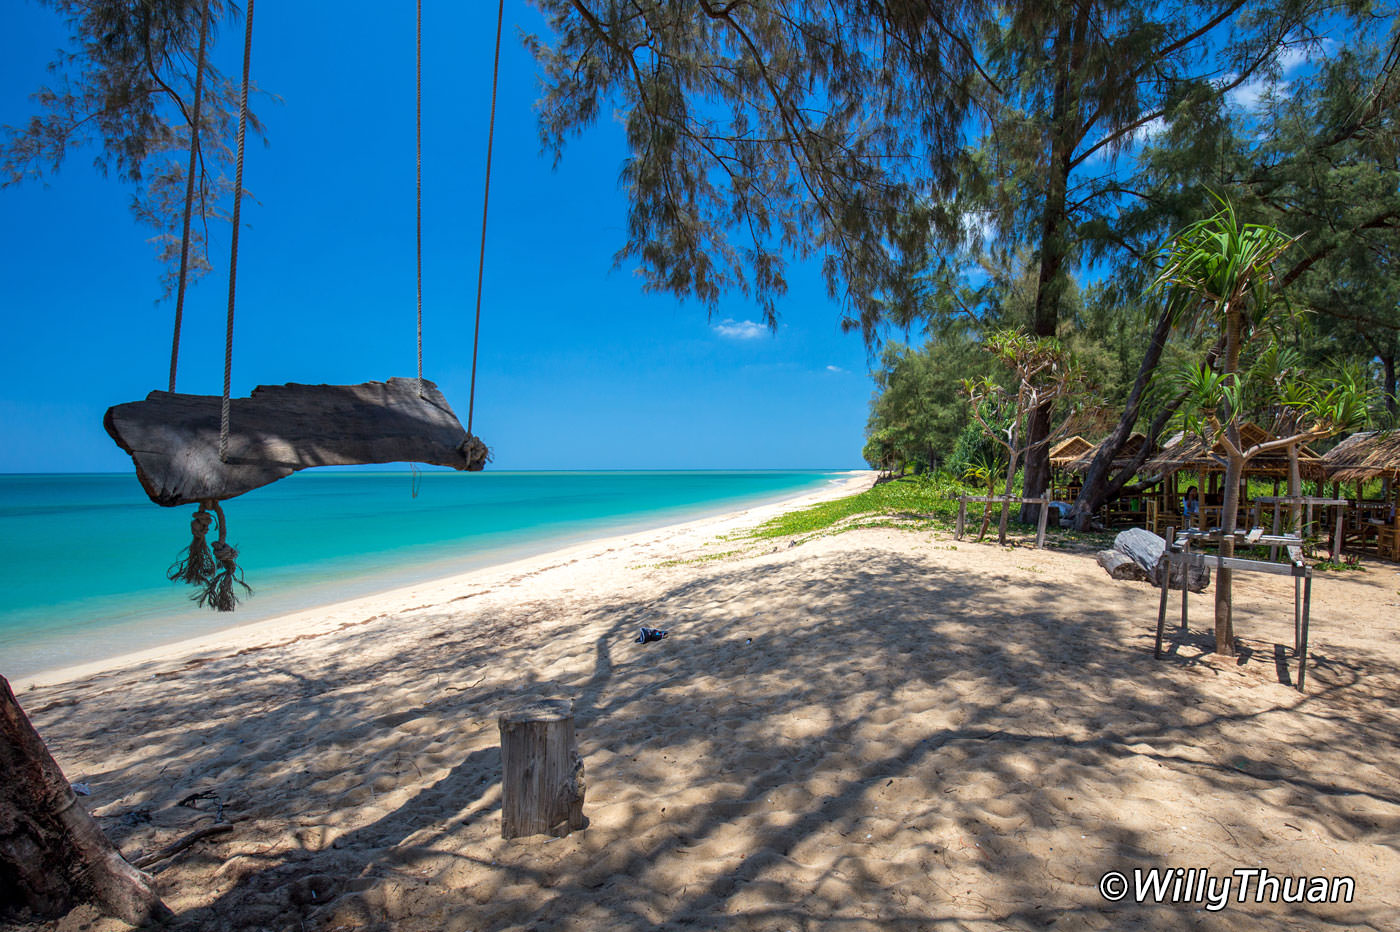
top-left (15, 537), bottom-right (1400, 931)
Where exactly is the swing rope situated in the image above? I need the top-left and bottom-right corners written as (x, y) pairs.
top-left (468, 0), bottom-right (504, 437)
top-left (416, 0), bottom-right (424, 389)
top-left (172, 0), bottom-right (255, 612)
top-left (221, 0), bottom-right (255, 464)
top-left (168, 0), bottom-right (211, 393)
top-left (158, 0), bottom-right (497, 610)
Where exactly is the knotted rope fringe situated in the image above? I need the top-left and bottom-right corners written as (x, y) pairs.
top-left (460, 435), bottom-right (490, 472)
top-left (194, 502), bottom-right (251, 612)
top-left (168, 505), bottom-right (216, 586)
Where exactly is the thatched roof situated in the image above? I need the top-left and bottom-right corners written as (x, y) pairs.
top-left (1049, 435), bottom-right (1095, 468)
top-left (1142, 423), bottom-right (1326, 479)
top-left (1065, 433), bottom-right (1147, 474)
top-left (1322, 431), bottom-right (1400, 483)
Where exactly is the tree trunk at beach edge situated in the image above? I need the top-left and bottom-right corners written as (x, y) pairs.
top-left (0, 676), bottom-right (170, 925)
top-left (1214, 452), bottom-right (1245, 657)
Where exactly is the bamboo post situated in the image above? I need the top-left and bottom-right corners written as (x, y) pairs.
top-left (499, 699), bottom-right (586, 840)
top-left (1297, 571), bottom-right (1313, 692)
top-left (1035, 497), bottom-right (1049, 549)
top-left (1155, 526), bottom-right (1175, 658)
top-left (956, 498), bottom-right (966, 540)
top-left (1270, 502), bottom-right (1281, 562)
top-left (1180, 533), bottom-right (1189, 632)
top-left (1294, 574), bottom-right (1302, 656)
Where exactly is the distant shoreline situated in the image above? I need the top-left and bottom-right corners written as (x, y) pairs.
top-left (1, 469), bottom-right (862, 680)
top-left (16, 470), bottom-right (876, 689)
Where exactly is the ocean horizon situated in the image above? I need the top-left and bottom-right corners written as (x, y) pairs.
top-left (0, 468), bottom-right (855, 680)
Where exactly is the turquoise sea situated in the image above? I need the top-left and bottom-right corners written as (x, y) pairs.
top-left (0, 469), bottom-right (850, 679)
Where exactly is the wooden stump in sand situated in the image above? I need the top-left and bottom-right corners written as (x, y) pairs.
top-left (0, 676), bottom-right (169, 925)
top-left (498, 699), bottom-right (586, 839)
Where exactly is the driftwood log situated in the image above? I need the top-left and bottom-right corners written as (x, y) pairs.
top-left (1095, 549), bottom-right (1149, 581)
top-left (498, 700), bottom-right (586, 840)
top-left (1112, 528), bottom-right (1210, 592)
top-left (105, 377), bottom-right (488, 507)
top-left (0, 676), bottom-right (169, 925)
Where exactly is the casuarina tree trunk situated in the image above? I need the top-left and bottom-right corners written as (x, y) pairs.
top-left (0, 676), bottom-right (169, 925)
top-left (1022, 2), bottom-right (1090, 526)
top-left (1071, 303), bottom-right (1176, 529)
top-left (1021, 404), bottom-right (1053, 525)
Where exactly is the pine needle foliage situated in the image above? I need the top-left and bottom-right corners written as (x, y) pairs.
top-left (2, 0), bottom-right (260, 296)
top-left (528, 0), bottom-right (989, 340)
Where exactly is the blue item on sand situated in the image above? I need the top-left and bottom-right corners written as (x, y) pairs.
top-left (635, 627), bottom-right (668, 644)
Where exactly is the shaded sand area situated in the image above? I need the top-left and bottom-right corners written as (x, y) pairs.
top-left (7, 480), bottom-right (1400, 931)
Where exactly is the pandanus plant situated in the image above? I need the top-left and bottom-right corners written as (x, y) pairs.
top-left (1155, 197), bottom-right (1369, 655)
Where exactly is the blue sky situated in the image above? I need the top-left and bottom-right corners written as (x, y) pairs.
top-left (0, 1), bottom-right (875, 472)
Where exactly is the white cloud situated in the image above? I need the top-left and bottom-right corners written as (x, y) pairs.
top-left (825, 365), bottom-right (846, 374)
top-left (960, 209), bottom-right (995, 244)
top-left (713, 318), bottom-right (767, 340)
top-left (1222, 41), bottom-right (1324, 113)
top-left (1276, 45), bottom-right (1311, 74)
top-left (1228, 76), bottom-right (1272, 111)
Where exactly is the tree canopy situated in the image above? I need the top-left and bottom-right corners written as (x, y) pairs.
top-left (528, 0), bottom-right (990, 338)
top-left (2, 0), bottom-right (256, 295)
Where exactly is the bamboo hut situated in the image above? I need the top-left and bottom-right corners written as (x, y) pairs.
top-left (1139, 423), bottom-right (1325, 533)
top-left (1144, 423), bottom-right (1326, 480)
top-left (1322, 431), bottom-right (1400, 559)
top-left (1322, 430), bottom-right (1400, 484)
top-left (1066, 432), bottom-right (1148, 475)
top-left (1048, 436), bottom-right (1094, 500)
top-left (1049, 435), bottom-right (1094, 468)
top-left (1059, 433), bottom-right (1152, 526)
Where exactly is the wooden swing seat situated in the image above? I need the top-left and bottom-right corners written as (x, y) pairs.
top-left (105, 377), bottom-right (487, 507)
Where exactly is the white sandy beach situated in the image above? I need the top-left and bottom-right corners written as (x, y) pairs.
top-left (6, 473), bottom-right (1400, 931)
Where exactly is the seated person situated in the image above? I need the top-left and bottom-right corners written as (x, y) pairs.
top-left (1182, 486), bottom-right (1200, 518)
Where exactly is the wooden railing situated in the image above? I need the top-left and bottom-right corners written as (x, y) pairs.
top-left (956, 496), bottom-right (1052, 549)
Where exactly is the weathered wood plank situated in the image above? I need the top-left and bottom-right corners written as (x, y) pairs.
top-left (105, 378), bottom-right (487, 506)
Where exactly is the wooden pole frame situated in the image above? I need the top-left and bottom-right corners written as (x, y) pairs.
top-left (956, 496), bottom-right (1052, 548)
top-left (1153, 528), bottom-right (1316, 691)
